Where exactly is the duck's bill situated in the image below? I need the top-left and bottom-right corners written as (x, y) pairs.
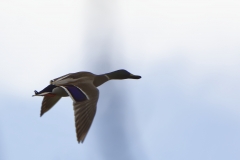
top-left (129, 74), bottom-right (141, 79)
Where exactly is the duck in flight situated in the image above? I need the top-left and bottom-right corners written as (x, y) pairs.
top-left (33, 69), bottom-right (141, 143)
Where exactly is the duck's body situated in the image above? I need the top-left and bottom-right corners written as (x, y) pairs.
top-left (34, 69), bottom-right (141, 143)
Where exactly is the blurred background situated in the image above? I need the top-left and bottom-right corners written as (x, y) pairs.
top-left (0, 0), bottom-right (240, 159)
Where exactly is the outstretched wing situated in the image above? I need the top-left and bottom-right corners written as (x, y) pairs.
top-left (40, 96), bottom-right (61, 117)
top-left (72, 83), bottom-right (99, 143)
top-left (51, 72), bottom-right (99, 143)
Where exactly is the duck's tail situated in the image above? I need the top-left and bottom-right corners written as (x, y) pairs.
top-left (32, 84), bottom-right (57, 97)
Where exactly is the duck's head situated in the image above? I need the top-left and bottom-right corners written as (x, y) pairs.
top-left (106, 69), bottom-right (141, 80)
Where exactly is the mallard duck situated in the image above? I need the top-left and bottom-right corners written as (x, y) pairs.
top-left (33, 69), bottom-right (141, 143)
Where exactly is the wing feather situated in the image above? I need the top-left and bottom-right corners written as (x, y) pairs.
top-left (49, 72), bottom-right (99, 143)
top-left (73, 89), bottom-right (99, 143)
top-left (40, 96), bottom-right (61, 116)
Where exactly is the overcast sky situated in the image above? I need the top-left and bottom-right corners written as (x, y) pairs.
top-left (0, 0), bottom-right (240, 160)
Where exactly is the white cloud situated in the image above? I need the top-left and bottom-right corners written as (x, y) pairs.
top-left (0, 0), bottom-right (239, 96)
top-left (0, 1), bottom-right (87, 94)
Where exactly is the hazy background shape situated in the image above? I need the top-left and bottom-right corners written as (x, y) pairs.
top-left (0, 0), bottom-right (240, 160)
top-left (0, 125), bottom-right (4, 160)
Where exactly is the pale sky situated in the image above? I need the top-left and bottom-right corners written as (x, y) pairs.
top-left (0, 0), bottom-right (240, 160)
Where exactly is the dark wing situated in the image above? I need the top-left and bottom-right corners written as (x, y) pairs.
top-left (73, 84), bottom-right (99, 143)
top-left (40, 96), bottom-right (61, 117)
top-left (51, 72), bottom-right (98, 143)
